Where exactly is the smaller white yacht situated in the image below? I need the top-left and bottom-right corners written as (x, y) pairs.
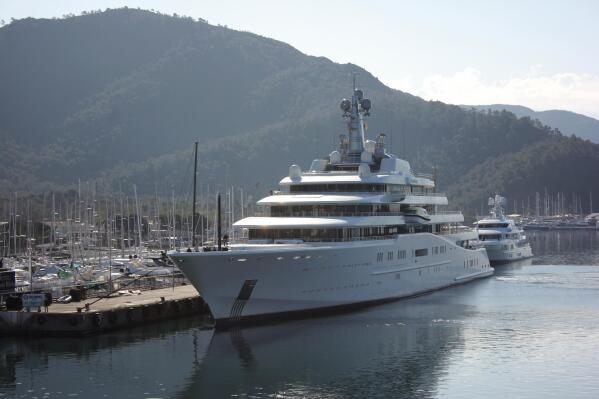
top-left (474, 195), bottom-right (533, 264)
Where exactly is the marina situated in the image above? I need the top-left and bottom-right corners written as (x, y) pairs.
top-left (1, 4), bottom-right (598, 398)
top-left (1, 230), bottom-right (598, 399)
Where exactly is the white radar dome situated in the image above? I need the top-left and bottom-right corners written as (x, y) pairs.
top-left (329, 151), bottom-right (341, 164)
top-left (358, 163), bottom-right (370, 177)
top-left (361, 150), bottom-right (372, 163)
top-left (364, 140), bottom-right (376, 154)
top-left (289, 164), bottom-right (302, 180)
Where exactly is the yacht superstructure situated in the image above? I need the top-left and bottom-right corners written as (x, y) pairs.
top-left (168, 84), bottom-right (492, 326)
top-left (474, 195), bottom-right (533, 263)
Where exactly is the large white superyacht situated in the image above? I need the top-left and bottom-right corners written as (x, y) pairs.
top-left (168, 84), bottom-right (492, 326)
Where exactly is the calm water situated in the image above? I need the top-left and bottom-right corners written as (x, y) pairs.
top-left (2, 230), bottom-right (599, 399)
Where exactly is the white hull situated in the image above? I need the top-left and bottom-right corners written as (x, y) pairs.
top-left (169, 233), bottom-right (492, 325)
top-left (483, 241), bottom-right (533, 263)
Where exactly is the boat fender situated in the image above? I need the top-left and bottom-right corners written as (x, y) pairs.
top-left (142, 305), bottom-right (151, 318)
top-left (108, 311), bottom-right (118, 324)
top-left (93, 313), bottom-right (103, 328)
top-left (37, 315), bottom-right (47, 325)
top-left (172, 301), bottom-right (180, 313)
top-left (126, 308), bottom-right (134, 322)
top-left (186, 299), bottom-right (193, 311)
top-left (68, 315), bottom-right (79, 326)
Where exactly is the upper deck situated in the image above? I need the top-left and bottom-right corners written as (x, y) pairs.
top-left (232, 84), bottom-right (463, 241)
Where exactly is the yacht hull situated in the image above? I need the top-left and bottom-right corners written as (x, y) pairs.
top-left (483, 241), bottom-right (533, 264)
top-left (169, 233), bottom-right (492, 326)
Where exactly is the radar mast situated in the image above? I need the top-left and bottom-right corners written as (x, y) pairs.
top-left (339, 74), bottom-right (371, 163)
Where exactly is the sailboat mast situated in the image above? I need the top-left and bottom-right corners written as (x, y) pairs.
top-left (192, 141), bottom-right (198, 248)
top-left (133, 184), bottom-right (142, 254)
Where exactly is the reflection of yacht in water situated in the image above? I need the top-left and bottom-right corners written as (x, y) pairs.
top-left (474, 195), bottom-right (533, 264)
top-left (178, 296), bottom-right (470, 398)
top-left (169, 82), bottom-right (492, 326)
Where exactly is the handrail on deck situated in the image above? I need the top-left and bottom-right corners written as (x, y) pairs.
top-left (251, 210), bottom-right (462, 218)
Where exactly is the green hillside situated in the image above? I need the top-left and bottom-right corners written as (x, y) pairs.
top-left (1, 8), bottom-right (598, 215)
top-left (465, 104), bottom-right (599, 143)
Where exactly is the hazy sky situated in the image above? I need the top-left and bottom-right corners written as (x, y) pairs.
top-left (2, 0), bottom-right (599, 118)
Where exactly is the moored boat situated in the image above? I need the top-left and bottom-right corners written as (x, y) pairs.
top-left (474, 195), bottom-right (533, 264)
top-left (168, 82), bottom-right (492, 326)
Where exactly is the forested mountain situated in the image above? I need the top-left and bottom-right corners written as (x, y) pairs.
top-left (1, 8), bottom-right (598, 216)
top-left (465, 104), bottom-right (599, 143)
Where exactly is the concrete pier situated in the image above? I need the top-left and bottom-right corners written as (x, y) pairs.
top-left (0, 286), bottom-right (211, 336)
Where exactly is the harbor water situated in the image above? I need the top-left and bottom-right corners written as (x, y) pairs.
top-left (1, 230), bottom-right (599, 399)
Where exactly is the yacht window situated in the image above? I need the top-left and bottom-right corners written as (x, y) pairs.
top-left (388, 185), bottom-right (410, 194)
top-left (479, 234), bottom-right (501, 241)
top-left (415, 248), bottom-right (428, 257)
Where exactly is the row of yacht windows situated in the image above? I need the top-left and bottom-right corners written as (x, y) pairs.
top-left (248, 225), bottom-right (434, 242)
top-left (479, 233), bottom-right (520, 241)
top-left (478, 223), bottom-right (509, 228)
top-left (289, 184), bottom-right (385, 193)
top-left (288, 183), bottom-right (435, 194)
top-left (376, 245), bottom-right (447, 262)
top-left (269, 204), bottom-right (426, 217)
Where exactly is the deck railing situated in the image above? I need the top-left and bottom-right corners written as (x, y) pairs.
top-left (252, 210), bottom-right (462, 218)
top-left (271, 190), bottom-right (446, 197)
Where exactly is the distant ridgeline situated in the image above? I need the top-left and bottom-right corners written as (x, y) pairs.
top-left (1, 8), bottom-right (599, 216)
top-left (464, 104), bottom-right (599, 144)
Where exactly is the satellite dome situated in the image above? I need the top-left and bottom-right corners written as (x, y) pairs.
top-left (364, 139), bottom-right (376, 154)
top-left (289, 164), bottom-right (302, 180)
top-left (361, 150), bottom-right (372, 163)
top-left (358, 163), bottom-right (370, 177)
top-left (340, 99), bottom-right (351, 112)
top-left (360, 98), bottom-right (371, 110)
top-left (329, 151), bottom-right (341, 164)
